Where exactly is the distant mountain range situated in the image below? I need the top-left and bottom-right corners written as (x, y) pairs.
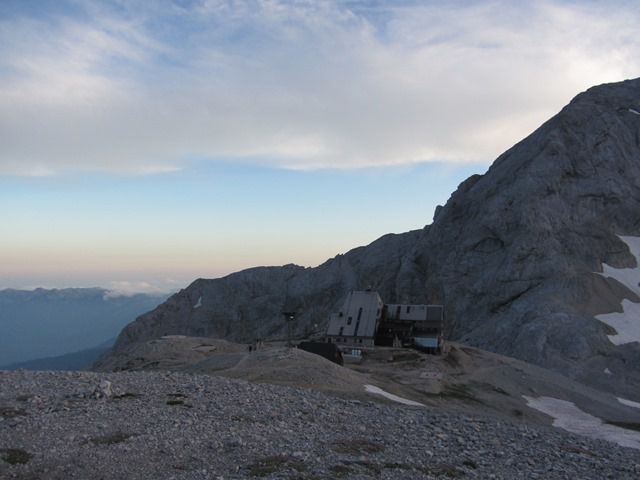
top-left (102, 78), bottom-right (640, 401)
top-left (2, 338), bottom-right (114, 371)
top-left (0, 288), bottom-right (167, 368)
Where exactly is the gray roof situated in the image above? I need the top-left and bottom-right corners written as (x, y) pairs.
top-left (326, 291), bottom-right (382, 338)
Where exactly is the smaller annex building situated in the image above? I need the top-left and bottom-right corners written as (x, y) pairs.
top-left (376, 303), bottom-right (444, 351)
top-left (325, 290), bottom-right (444, 353)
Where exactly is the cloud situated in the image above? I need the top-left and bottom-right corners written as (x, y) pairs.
top-left (104, 278), bottom-right (183, 298)
top-left (1, 0), bottom-right (639, 175)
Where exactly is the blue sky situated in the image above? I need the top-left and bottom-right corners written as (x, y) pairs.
top-left (0, 160), bottom-right (481, 291)
top-left (1, 0), bottom-right (639, 292)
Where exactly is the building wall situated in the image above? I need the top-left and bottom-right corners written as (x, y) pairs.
top-left (385, 304), bottom-right (444, 323)
top-left (386, 304), bottom-right (428, 321)
top-left (326, 335), bottom-right (375, 348)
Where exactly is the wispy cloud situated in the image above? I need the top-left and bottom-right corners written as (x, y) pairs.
top-left (104, 279), bottom-right (180, 297)
top-left (1, 0), bottom-right (639, 175)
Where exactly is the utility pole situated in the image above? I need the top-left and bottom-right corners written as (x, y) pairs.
top-left (282, 311), bottom-right (296, 347)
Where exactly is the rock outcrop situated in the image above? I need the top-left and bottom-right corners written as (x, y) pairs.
top-left (102, 78), bottom-right (640, 398)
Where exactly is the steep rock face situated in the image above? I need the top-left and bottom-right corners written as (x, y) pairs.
top-left (105, 78), bottom-right (640, 396)
top-left (419, 79), bottom-right (640, 375)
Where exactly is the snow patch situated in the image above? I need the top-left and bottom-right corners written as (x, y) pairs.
top-left (600, 236), bottom-right (640, 296)
top-left (597, 300), bottom-right (640, 345)
top-left (630, 108), bottom-right (640, 115)
top-left (604, 368), bottom-right (612, 375)
top-left (365, 385), bottom-right (424, 407)
top-left (194, 296), bottom-right (202, 309)
top-left (618, 397), bottom-right (640, 409)
top-left (596, 235), bottom-right (640, 344)
top-left (523, 395), bottom-right (640, 450)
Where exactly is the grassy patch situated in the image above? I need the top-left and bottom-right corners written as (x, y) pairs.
top-left (90, 432), bottom-right (134, 445)
top-left (329, 464), bottom-right (353, 477)
top-left (231, 414), bottom-right (252, 422)
top-left (561, 444), bottom-right (597, 457)
top-left (331, 439), bottom-right (385, 455)
top-left (166, 399), bottom-right (192, 407)
top-left (247, 455), bottom-right (305, 477)
top-left (462, 459), bottom-right (478, 469)
top-left (1, 448), bottom-right (33, 465)
top-left (382, 462), bottom-right (413, 471)
top-left (334, 460), bottom-right (465, 477)
top-left (0, 406), bottom-right (27, 418)
top-left (439, 384), bottom-right (482, 403)
top-left (391, 352), bottom-right (421, 363)
top-left (113, 392), bottom-right (140, 400)
top-left (492, 386), bottom-right (510, 396)
top-left (423, 463), bottom-right (465, 478)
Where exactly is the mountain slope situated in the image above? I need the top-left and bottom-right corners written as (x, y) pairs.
top-left (111, 230), bottom-right (425, 349)
top-left (102, 78), bottom-right (640, 398)
top-left (416, 78), bottom-right (640, 394)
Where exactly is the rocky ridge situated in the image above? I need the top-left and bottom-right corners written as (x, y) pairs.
top-left (104, 78), bottom-right (640, 399)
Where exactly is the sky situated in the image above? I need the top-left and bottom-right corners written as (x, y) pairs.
top-left (1, 0), bottom-right (639, 293)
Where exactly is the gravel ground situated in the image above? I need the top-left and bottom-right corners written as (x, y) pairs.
top-left (1, 370), bottom-right (640, 479)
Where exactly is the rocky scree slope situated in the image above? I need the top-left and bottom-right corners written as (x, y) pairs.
top-left (2, 370), bottom-right (640, 480)
top-left (103, 78), bottom-right (640, 398)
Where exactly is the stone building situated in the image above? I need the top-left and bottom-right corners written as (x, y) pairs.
top-left (326, 290), bottom-right (444, 353)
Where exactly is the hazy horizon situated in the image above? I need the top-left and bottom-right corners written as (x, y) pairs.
top-left (2, 0), bottom-right (640, 294)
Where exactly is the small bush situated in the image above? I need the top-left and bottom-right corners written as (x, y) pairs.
top-left (90, 432), bottom-right (134, 445)
top-left (1, 448), bottom-right (32, 465)
top-left (248, 455), bottom-right (305, 477)
top-left (0, 406), bottom-right (27, 418)
top-left (331, 438), bottom-right (385, 455)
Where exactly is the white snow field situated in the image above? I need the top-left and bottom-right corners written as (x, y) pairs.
top-left (629, 108), bottom-right (640, 115)
top-left (364, 384), bottom-right (425, 406)
top-left (618, 397), bottom-right (640, 409)
top-left (193, 296), bottom-right (202, 309)
top-left (523, 396), bottom-right (640, 450)
top-left (596, 235), bottom-right (640, 344)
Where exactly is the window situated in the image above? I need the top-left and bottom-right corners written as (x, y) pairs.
top-left (354, 309), bottom-right (362, 337)
top-left (347, 316), bottom-right (352, 325)
top-left (406, 305), bottom-right (411, 313)
top-left (339, 327), bottom-right (344, 336)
